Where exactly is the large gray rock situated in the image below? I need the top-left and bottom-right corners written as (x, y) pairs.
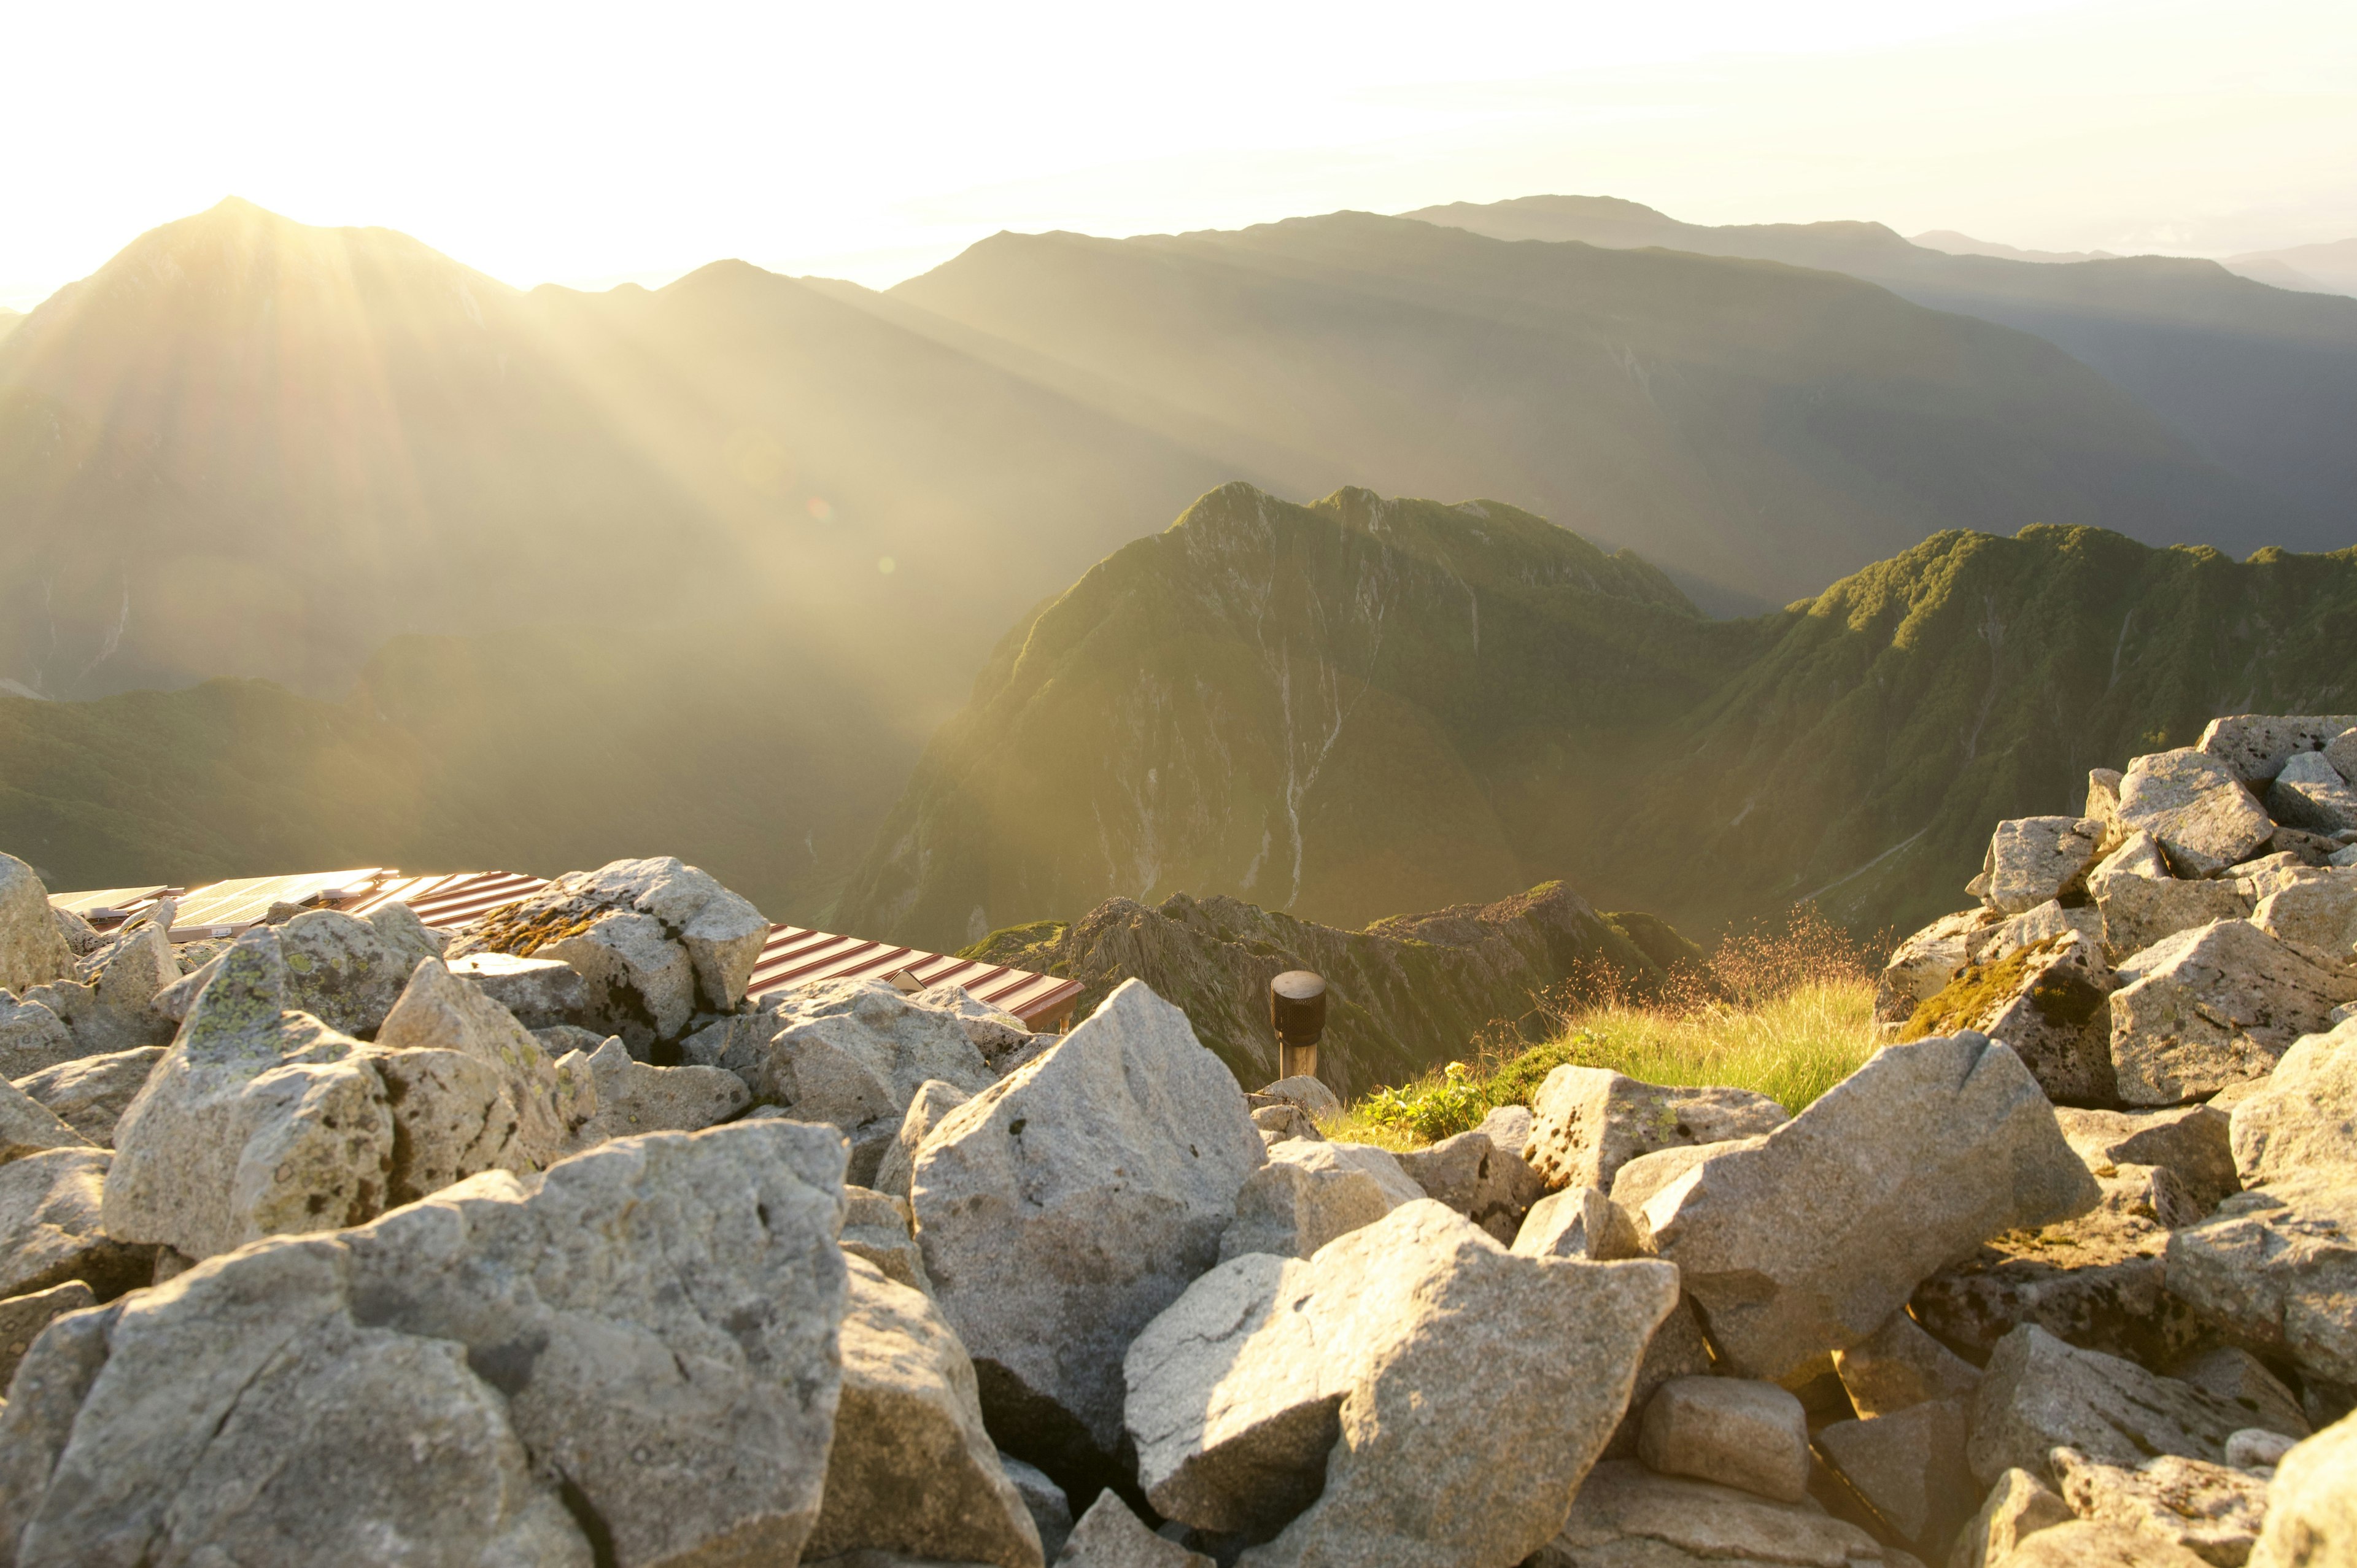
top-left (1054, 1494), bottom-right (1211, 1567)
top-left (1832, 1307), bottom-right (1982, 1418)
top-left (447, 949), bottom-right (589, 1030)
top-left (1525, 1065), bottom-right (1788, 1194)
top-left (1514, 1184), bottom-right (1641, 1262)
top-left (1636, 1376), bottom-right (1809, 1502)
top-left (1000, 1456), bottom-right (1072, 1561)
top-left (1875, 908), bottom-right (2000, 1028)
top-left (30, 928), bottom-right (177, 1057)
top-left (1528, 1461), bottom-right (1893, 1567)
top-left (2051, 1446), bottom-right (2267, 1568)
top-left (727, 978), bottom-right (998, 1130)
top-left (6, 1255), bottom-right (592, 1568)
top-left (2168, 1346), bottom-right (2310, 1444)
top-left (567, 1032), bottom-right (749, 1144)
top-left (2198, 715), bottom-right (2357, 787)
top-left (1984, 816), bottom-right (2106, 915)
top-left (2229, 1018), bottom-right (2357, 1187)
top-left (2331, 727), bottom-right (2357, 784)
top-left (273, 907), bottom-right (438, 1038)
top-left (1395, 1128), bottom-right (1546, 1243)
top-left (1813, 1397), bottom-right (1976, 1553)
top-left (1967, 1325), bottom-right (2266, 1484)
top-left (842, 1185), bottom-right (932, 1295)
top-left (2253, 868), bottom-right (2357, 959)
top-left (546, 911), bottom-right (697, 1054)
top-left (0, 1148), bottom-right (150, 1299)
top-left (369, 956), bottom-right (597, 1203)
top-left (911, 980), bottom-right (1264, 1470)
top-left (50, 905), bottom-right (103, 959)
top-left (2118, 749), bottom-right (2276, 878)
top-left (0, 997), bottom-right (75, 1081)
top-left (2167, 1174), bottom-right (2357, 1386)
top-left (1910, 931), bottom-right (2117, 1105)
top-left (12, 1048), bottom-right (165, 1147)
top-left (2058, 1104), bottom-right (2240, 1211)
top-left (452, 857), bottom-right (769, 1049)
top-left (807, 1256), bottom-right (1042, 1568)
top-left (0, 1280), bottom-right (95, 1389)
top-left (2097, 860), bottom-right (2255, 964)
top-left (0, 854), bottom-right (73, 998)
top-left (875, 1077), bottom-right (973, 1200)
top-left (2251, 1409), bottom-right (2357, 1568)
top-left (1999, 1520), bottom-right (2214, 1566)
top-left (2269, 750), bottom-right (2357, 836)
top-left (1124, 1200), bottom-right (1676, 1564)
top-left (1599, 1296), bottom-right (1714, 1462)
top-left (101, 929), bottom-right (395, 1261)
top-left (1953, 1469), bottom-right (2075, 1568)
top-left (1981, 898), bottom-right (2108, 968)
top-left (0, 1075), bottom-right (91, 1162)
top-left (2108, 920), bottom-right (2357, 1105)
top-left (908, 983), bottom-right (1037, 1069)
top-left (1912, 1197), bottom-right (2205, 1370)
top-left (4, 1119), bottom-right (848, 1568)
top-left (1635, 1032), bottom-right (2099, 1381)
top-left (1218, 1143), bottom-right (1407, 1262)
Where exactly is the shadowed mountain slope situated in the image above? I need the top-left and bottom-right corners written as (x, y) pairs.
top-left (1407, 195), bottom-right (2357, 542)
top-left (840, 484), bottom-right (2357, 952)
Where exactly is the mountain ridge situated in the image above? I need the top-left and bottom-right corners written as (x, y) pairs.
top-left (1403, 194), bottom-right (2357, 539)
top-left (840, 484), bottom-right (2357, 952)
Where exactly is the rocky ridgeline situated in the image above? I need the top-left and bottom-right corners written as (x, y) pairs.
top-left (0, 827), bottom-right (2350, 1567)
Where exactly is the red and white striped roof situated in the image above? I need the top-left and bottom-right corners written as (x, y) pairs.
top-left (55, 865), bottom-right (1083, 1029)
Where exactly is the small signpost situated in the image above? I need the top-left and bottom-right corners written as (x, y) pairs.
top-left (1269, 969), bottom-right (1328, 1082)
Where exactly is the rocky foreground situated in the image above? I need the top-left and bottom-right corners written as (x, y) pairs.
top-left (0, 716), bottom-right (2353, 1565)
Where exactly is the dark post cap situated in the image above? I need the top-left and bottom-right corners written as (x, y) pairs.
top-left (1271, 970), bottom-right (1326, 1001)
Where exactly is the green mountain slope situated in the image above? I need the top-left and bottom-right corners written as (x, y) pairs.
top-left (1404, 195), bottom-right (2357, 544)
top-left (840, 485), bottom-right (2357, 952)
top-left (839, 485), bottom-right (1733, 947)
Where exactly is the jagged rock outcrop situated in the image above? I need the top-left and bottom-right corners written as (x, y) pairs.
top-left (0, 854), bottom-right (74, 998)
top-left (909, 980), bottom-right (1264, 1477)
top-left (1883, 717), bottom-right (2357, 1119)
top-left (1635, 1031), bottom-right (2097, 1380)
top-left (450, 856), bottom-right (768, 1056)
top-left (0, 1120), bottom-right (850, 1568)
top-left (101, 931), bottom-right (594, 1260)
top-left (1125, 1201), bottom-right (1676, 1564)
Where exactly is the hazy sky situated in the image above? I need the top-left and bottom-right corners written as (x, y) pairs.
top-left (4, 0), bottom-right (2351, 309)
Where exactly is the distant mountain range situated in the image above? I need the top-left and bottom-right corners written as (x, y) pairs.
top-left (838, 484), bottom-right (2357, 951)
top-left (1911, 229), bottom-right (2357, 297)
top-left (1405, 195), bottom-right (2357, 538)
top-left (1910, 231), bottom-right (2119, 265)
top-left (2225, 238), bottom-right (2357, 297)
top-left (4, 196), bottom-right (2354, 925)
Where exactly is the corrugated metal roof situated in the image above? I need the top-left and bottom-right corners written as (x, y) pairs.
top-left (56, 864), bottom-right (1085, 1031)
top-left (745, 924), bottom-right (1083, 1029)
top-left (166, 869), bottom-right (397, 937)
top-left (348, 871), bottom-right (552, 929)
top-left (48, 886), bottom-right (175, 919)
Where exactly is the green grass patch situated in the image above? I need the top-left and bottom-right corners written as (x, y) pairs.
top-left (1335, 909), bottom-right (1881, 1147)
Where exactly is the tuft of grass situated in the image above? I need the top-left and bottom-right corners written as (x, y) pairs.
top-left (1336, 906), bottom-right (1881, 1147)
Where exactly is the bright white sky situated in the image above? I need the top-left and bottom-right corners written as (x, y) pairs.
top-left (3, 0), bottom-right (2352, 309)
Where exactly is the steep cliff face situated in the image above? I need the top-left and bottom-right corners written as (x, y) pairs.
top-left (843, 484), bottom-right (2357, 951)
top-left (838, 483), bottom-right (1733, 948)
top-left (961, 881), bottom-right (1693, 1097)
